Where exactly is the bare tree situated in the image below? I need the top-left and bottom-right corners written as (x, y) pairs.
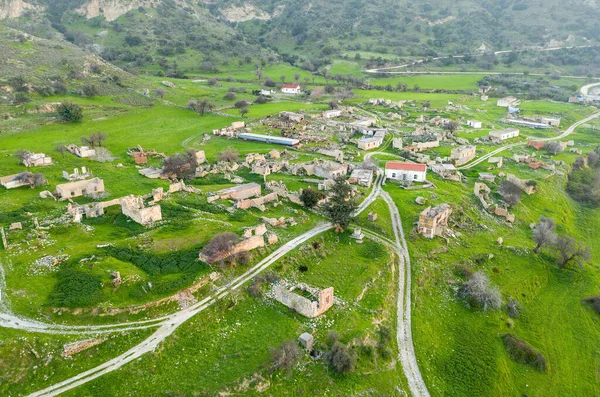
top-left (544, 141), bottom-right (564, 155)
top-left (554, 235), bottom-right (590, 269)
top-left (240, 107), bottom-right (248, 118)
top-left (55, 144), bottom-right (67, 158)
top-left (270, 340), bottom-right (300, 374)
top-left (444, 121), bottom-right (458, 134)
top-left (14, 150), bottom-right (31, 165)
top-left (255, 68), bottom-right (263, 81)
top-left (499, 180), bottom-right (522, 207)
top-left (458, 271), bottom-right (502, 311)
top-left (194, 99), bottom-right (214, 116)
top-left (532, 216), bottom-right (557, 253)
top-left (310, 87), bottom-right (324, 99)
top-left (155, 88), bottom-right (166, 99)
top-left (201, 232), bottom-right (240, 264)
top-left (218, 147), bottom-right (240, 163)
top-left (162, 151), bottom-right (197, 179)
top-left (324, 340), bottom-right (356, 374)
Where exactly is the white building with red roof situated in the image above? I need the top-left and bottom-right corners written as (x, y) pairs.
top-left (385, 161), bottom-right (427, 182)
top-left (281, 83), bottom-right (301, 94)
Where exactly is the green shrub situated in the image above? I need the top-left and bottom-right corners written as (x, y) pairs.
top-left (48, 269), bottom-right (106, 308)
top-left (502, 334), bottom-right (547, 372)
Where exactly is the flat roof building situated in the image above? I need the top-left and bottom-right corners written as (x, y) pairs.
top-left (238, 133), bottom-right (300, 147)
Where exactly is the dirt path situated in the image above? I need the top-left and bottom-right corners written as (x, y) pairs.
top-left (365, 45), bottom-right (600, 75)
top-left (458, 112), bottom-right (600, 170)
top-left (26, 174), bottom-right (385, 396)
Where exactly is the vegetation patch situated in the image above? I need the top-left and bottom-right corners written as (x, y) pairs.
top-left (502, 334), bottom-right (547, 372)
top-left (47, 269), bottom-right (106, 308)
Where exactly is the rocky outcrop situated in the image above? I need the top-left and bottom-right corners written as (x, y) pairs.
top-left (221, 4), bottom-right (271, 22)
top-left (0, 0), bottom-right (41, 19)
top-left (75, 0), bottom-right (161, 21)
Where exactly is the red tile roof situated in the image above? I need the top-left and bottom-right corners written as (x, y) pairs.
top-left (282, 84), bottom-right (300, 89)
top-left (385, 161), bottom-right (427, 172)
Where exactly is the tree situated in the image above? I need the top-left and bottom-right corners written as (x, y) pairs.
top-left (82, 84), bottom-right (99, 98)
top-left (294, 72), bottom-right (300, 82)
top-left (163, 151), bottom-right (197, 179)
top-left (328, 101), bottom-right (338, 110)
top-left (32, 173), bottom-right (47, 187)
top-left (239, 107), bottom-right (248, 117)
top-left (255, 68), bottom-right (263, 81)
top-left (324, 341), bottom-right (356, 374)
top-left (458, 271), bottom-right (502, 311)
top-left (532, 216), bottom-right (556, 253)
top-left (14, 92), bottom-right (30, 105)
top-left (234, 100), bottom-right (248, 109)
top-left (325, 84), bottom-right (335, 94)
top-left (55, 144), bottom-right (67, 158)
top-left (218, 147), bottom-right (239, 163)
top-left (423, 100), bottom-right (431, 110)
top-left (155, 88), bottom-right (166, 99)
top-left (270, 340), bottom-right (300, 374)
top-left (553, 235), bottom-right (590, 269)
top-left (444, 121), bottom-right (458, 134)
top-left (264, 77), bottom-right (276, 87)
top-left (499, 180), bottom-right (522, 207)
top-left (57, 103), bottom-right (83, 122)
top-left (255, 96), bottom-right (268, 104)
top-left (544, 141), bottom-right (564, 155)
top-left (14, 150), bottom-right (31, 165)
top-left (201, 232), bottom-right (240, 264)
top-left (88, 132), bottom-right (107, 147)
top-left (224, 91), bottom-right (236, 100)
top-left (310, 87), bottom-right (324, 99)
top-left (280, 75), bottom-right (286, 83)
top-left (300, 188), bottom-right (326, 209)
top-left (194, 99), bottom-right (213, 116)
top-left (325, 177), bottom-right (357, 230)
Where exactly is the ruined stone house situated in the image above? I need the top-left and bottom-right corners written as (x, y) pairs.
top-left (120, 195), bottom-right (162, 225)
top-left (451, 145), bottom-right (477, 166)
top-left (272, 284), bottom-right (334, 318)
top-left (65, 144), bottom-right (96, 158)
top-left (22, 152), bottom-right (52, 167)
top-left (56, 177), bottom-right (105, 199)
top-left (418, 204), bottom-right (452, 239)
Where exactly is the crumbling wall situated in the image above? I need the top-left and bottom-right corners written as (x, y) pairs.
top-left (236, 192), bottom-right (278, 211)
top-left (120, 196), bottom-right (162, 225)
top-left (272, 285), bottom-right (334, 318)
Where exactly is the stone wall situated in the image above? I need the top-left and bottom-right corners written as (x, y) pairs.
top-left (272, 284), bottom-right (334, 318)
top-left (236, 192), bottom-right (278, 211)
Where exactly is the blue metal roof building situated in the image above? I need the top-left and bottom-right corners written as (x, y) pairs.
top-left (238, 133), bottom-right (300, 147)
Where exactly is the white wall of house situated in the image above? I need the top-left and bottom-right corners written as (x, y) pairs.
top-left (385, 169), bottom-right (426, 182)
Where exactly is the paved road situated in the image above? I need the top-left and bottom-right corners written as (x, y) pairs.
top-left (458, 112), bottom-right (600, 170)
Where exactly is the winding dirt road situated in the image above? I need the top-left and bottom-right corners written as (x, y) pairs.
top-left (27, 165), bottom-right (431, 397)
top-left (458, 112), bottom-right (600, 170)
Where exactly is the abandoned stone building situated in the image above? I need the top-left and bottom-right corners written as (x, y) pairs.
top-left (215, 182), bottom-right (262, 201)
top-left (272, 283), bottom-right (334, 318)
top-left (0, 173), bottom-right (31, 189)
top-left (22, 152), bottom-right (52, 167)
top-left (349, 168), bottom-right (374, 188)
top-left (314, 160), bottom-right (348, 180)
top-left (65, 144), bottom-right (96, 158)
top-left (120, 195), bottom-right (162, 225)
top-left (418, 204), bottom-right (452, 239)
top-left (357, 136), bottom-right (382, 150)
top-left (62, 167), bottom-right (91, 181)
top-left (451, 145), bottom-right (477, 166)
top-left (56, 177), bottom-right (105, 199)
